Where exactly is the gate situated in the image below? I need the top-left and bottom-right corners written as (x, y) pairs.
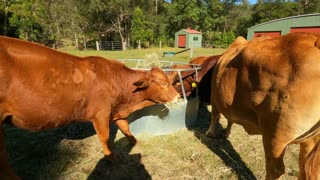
top-left (100, 41), bottom-right (123, 50)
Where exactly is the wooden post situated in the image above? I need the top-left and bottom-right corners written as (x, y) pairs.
top-left (138, 40), bottom-right (141, 49)
top-left (159, 41), bottom-right (162, 53)
top-left (75, 33), bottom-right (78, 49)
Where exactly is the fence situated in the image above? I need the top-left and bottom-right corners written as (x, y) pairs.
top-left (100, 41), bottom-right (122, 50)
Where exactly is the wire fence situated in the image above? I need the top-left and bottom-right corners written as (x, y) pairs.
top-left (100, 41), bottom-right (122, 50)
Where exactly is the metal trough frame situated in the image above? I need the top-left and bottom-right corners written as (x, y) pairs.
top-left (119, 59), bottom-right (201, 135)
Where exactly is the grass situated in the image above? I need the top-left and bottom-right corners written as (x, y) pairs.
top-left (60, 47), bottom-right (225, 63)
top-left (3, 48), bottom-right (300, 179)
top-left (4, 108), bottom-right (300, 180)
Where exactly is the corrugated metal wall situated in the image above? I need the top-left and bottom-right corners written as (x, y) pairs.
top-left (247, 13), bottom-right (320, 40)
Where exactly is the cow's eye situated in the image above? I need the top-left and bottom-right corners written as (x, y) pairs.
top-left (161, 82), bottom-right (169, 87)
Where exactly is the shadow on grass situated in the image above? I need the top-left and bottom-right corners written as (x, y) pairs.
top-left (192, 107), bottom-right (257, 180)
top-left (87, 137), bottom-right (151, 180)
top-left (3, 122), bottom-right (97, 179)
top-left (4, 121), bottom-right (151, 180)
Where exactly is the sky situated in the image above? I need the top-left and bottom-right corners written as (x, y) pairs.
top-left (248, 0), bottom-right (257, 4)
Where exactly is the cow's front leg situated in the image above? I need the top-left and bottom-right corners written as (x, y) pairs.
top-left (114, 119), bottom-right (137, 145)
top-left (0, 124), bottom-right (20, 180)
top-left (92, 110), bottom-right (113, 159)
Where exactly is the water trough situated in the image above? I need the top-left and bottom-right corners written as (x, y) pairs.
top-left (119, 59), bottom-right (201, 136)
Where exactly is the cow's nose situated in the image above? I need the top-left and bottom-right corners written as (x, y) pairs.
top-left (170, 94), bottom-right (180, 103)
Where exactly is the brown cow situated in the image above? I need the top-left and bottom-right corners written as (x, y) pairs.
top-left (167, 56), bottom-right (209, 97)
top-left (168, 55), bottom-right (220, 100)
top-left (180, 55), bottom-right (233, 138)
top-left (0, 36), bottom-right (179, 179)
top-left (167, 64), bottom-right (195, 97)
top-left (208, 33), bottom-right (320, 179)
top-left (167, 56), bottom-right (233, 137)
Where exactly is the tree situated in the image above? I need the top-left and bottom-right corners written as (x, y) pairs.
top-left (165, 0), bottom-right (208, 38)
top-left (8, 0), bottom-right (44, 41)
top-left (0, 0), bottom-right (9, 35)
top-left (294, 0), bottom-right (320, 14)
top-left (251, 0), bottom-right (300, 25)
top-left (223, 0), bottom-right (252, 36)
top-left (131, 7), bottom-right (154, 48)
top-left (3, 0), bottom-right (319, 49)
top-left (34, 0), bottom-right (90, 48)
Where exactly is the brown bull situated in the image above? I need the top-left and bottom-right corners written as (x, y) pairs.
top-left (0, 36), bottom-right (179, 179)
top-left (208, 33), bottom-right (320, 179)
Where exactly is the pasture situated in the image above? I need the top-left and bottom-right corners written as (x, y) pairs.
top-left (3, 47), bottom-right (299, 179)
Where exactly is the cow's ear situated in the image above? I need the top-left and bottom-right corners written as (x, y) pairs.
top-left (133, 77), bottom-right (150, 89)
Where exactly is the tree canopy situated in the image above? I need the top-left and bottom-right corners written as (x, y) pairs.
top-left (0, 0), bottom-right (319, 49)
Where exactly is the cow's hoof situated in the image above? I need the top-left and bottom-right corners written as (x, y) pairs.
top-left (205, 131), bottom-right (216, 138)
top-left (206, 131), bottom-right (229, 139)
top-left (103, 153), bottom-right (117, 162)
top-left (224, 131), bottom-right (231, 138)
top-left (127, 135), bottom-right (138, 145)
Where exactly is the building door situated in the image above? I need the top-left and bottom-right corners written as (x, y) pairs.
top-left (290, 27), bottom-right (320, 33)
top-left (253, 31), bottom-right (281, 38)
top-left (178, 35), bottom-right (186, 48)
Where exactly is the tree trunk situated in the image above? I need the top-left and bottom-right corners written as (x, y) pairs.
top-left (112, 8), bottom-right (129, 51)
top-left (3, 0), bottom-right (7, 36)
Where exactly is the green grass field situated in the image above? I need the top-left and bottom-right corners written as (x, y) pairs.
top-left (61, 47), bottom-right (225, 63)
top-left (3, 48), bottom-right (300, 180)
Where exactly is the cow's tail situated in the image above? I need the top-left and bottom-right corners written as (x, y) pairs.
top-left (304, 140), bottom-right (320, 180)
top-left (315, 35), bottom-right (320, 49)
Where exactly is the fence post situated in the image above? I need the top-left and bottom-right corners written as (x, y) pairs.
top-left (138, 40), bottom-right (141, 49)
top-left (189, 43), bottom-right (194, 58)
top-left (159, 41), bottom-right (162, 53)
top-left (96, 41), bottom-right (100, 51)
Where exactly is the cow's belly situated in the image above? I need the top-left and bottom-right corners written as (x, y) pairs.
top-left (4, 91), bottom-right (87, 131)
top-left (9, 114), bottom-right (75, 131)
top-left (220, 105), bottom-right (262, 135)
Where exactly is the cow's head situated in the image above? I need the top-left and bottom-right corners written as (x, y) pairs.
top-left (133, 67), bottom-right (180, 104)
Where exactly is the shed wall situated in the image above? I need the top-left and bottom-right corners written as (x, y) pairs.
top-left (188, 34), bottom-right (202, 48)
top-left (175, 29), bottom-right (202, 48)
top-left (247, 14), bottom-right (320, 40)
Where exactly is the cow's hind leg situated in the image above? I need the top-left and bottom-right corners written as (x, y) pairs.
top-left (114, 119), bottom-right (137, 145)
top-left (259, 114), bottom-right (299, 179)
top-left (224, 121), bottom-right (233, 138)
top-left (0, 123), bottom-right (20, 180)
top-left (205, 106), bottom-right (220, 138)
top-left (262, 134), bottom-right (289, 180)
